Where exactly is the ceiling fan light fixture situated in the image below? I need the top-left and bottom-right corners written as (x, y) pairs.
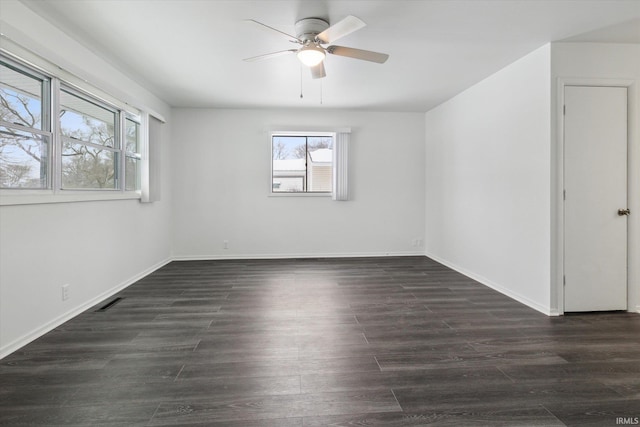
top-left (297, 44), bottom-right (325, 67)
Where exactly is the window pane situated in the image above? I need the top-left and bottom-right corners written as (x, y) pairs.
top-left (60, 90), bottom-right (116, 148)
top-left (125, 119), bottom-right (140, 191)
top-left (62, 142), bottom-right (116, 189)
top-left (272, 136), bottom-right (306, 192)
top-left (0, 126), bottom-right (48, 188)
top-left (0, 61), bottom-right (44, 130)
top-left (125, 156), bottom-right (139, 191)
top-left (307, 136), bottom-right (333, 192)
top-left (125, 118), bottom-right (139, 153)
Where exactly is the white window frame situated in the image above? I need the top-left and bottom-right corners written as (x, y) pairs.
top-left (269, 130), bottom-right (336, 197)
top-left (0, 53), bottom-right (146, 205)
top-left (0, 58), bottom-right (52, 190)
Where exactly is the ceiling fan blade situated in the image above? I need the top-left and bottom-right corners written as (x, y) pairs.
top-left (327, 45), bottom-right (389, 63)
top-left (243, 49), bottom-right (297, 62)
top-left (310, 61), bottom-right (326, 79)
top-left (316, 15), bottom-right (366, 44)
top-left (245, 19), bottom-right (301, 43)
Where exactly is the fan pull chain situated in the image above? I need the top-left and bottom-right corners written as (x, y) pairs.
top-left (300, 66), bottom-right (304, 99)
top-left (320, 79), bottom-right (323, 105)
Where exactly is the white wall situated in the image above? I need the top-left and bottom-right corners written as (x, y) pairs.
top-left (171, 109), bottom-right (425, 259)
top-left (551, 42), bottom-right (640, 313)
top-left (0, 1), bottom-right (173, 357)
top-left (424, 44), bottom-right (552, 313)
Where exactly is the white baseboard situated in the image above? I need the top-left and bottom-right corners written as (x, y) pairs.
top-left (0, 257), bottom-right (172, 360)
top-left (424, 251), bottom-right (552, 316)
top-left (172, 250), bottom-right (427, 261)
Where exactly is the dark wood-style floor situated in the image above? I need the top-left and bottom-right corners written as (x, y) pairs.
top-left (1, 257), bottom-right (639, 426)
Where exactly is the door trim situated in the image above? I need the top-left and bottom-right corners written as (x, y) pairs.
top-left (554, 78), bottom-right (638, 315)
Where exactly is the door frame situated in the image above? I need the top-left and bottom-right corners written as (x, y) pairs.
top-left (554, 78), bottom-right (639, 315)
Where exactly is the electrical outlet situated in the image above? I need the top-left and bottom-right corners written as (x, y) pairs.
top-left (62, 284), bottom-right (70, 301)
top-left (223, 240), bottom-right (229, 250)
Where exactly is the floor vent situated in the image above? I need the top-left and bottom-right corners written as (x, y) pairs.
top-left (96, 297), bottom-right (123, 312)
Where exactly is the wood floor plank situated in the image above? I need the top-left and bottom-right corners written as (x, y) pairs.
top-left (0, 402), bottom-right (160, 426)
top-left (149, 390), bottom-right (401, 424)
top-left (300, 366), bottom-right (513, 394)
top-left (302, 407), bottom-right (565, 426)
top-left (393, 381), bottom-right (623, 412)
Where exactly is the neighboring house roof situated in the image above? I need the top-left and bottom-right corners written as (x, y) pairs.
top-left (309, 148), bottom-right (332, 163)
top-left (273, 158), bottom-right (305, 172)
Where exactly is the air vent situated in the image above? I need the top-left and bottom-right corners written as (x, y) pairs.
top-left (96, 297), bottom-right (123, 311)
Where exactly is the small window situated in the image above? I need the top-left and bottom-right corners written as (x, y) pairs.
top-left (271, 133), bottom-right (333, 193)
top-left (60, 88), bottom-right (119, 189)
top-left (0, 59), bottom-right (51, 189)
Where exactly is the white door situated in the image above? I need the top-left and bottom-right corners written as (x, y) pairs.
top-left (564, 86), bottom-right (628, 312)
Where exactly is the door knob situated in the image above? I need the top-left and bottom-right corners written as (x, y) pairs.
top-left (618, 208), bottom-right (631, 216)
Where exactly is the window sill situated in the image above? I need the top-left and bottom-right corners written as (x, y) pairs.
top-left (0, 190), bottom-right (142, 206)
top-left (268, 192), bottom-right (332, 198)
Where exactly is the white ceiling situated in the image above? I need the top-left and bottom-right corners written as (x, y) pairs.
top-left (20, 0), bottom-right (640, 112)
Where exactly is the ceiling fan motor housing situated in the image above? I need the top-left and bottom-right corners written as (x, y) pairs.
top-left (295, 18), bottom-right (329, 43)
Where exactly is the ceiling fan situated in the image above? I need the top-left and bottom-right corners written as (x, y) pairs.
top-left (243, 15), bottom-right (389, 79)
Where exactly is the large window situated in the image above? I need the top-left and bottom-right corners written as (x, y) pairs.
top-left (0, 55), bottom-right (143, 194)
top-left (272, 133), bottom-right (334, 193)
